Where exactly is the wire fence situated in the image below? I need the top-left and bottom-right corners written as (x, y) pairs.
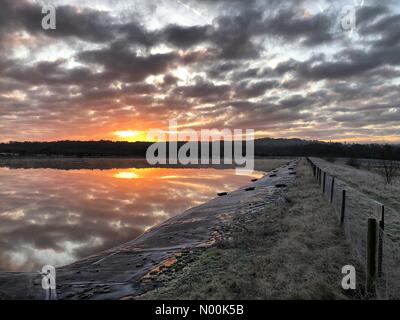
top-left (306, 157), bottom-right (400, 299)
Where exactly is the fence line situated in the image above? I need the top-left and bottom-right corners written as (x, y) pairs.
top-left (305, 157), bottom-right (399, 299)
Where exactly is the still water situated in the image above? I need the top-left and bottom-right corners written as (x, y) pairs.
top-left (0, 160), bottom-right (262, 272)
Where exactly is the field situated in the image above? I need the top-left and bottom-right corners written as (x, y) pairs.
top-left (312, 157), bottom-right (400, 238)
top-left (319, 158), bottom-right (400, 212)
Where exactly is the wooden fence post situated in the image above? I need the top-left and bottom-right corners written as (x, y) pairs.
top-left (340, 189), bottom-right (346, 225)
top-left (377, 205), bottom-right (385, 277)
top-left (318, 169), bottom-right (321, 185)
top-left (322, 172), bottom-right (326, 194)
top-left (366, 218), bottom-right (378, 296)
top-left (330, 177), bottom-right (335, 203)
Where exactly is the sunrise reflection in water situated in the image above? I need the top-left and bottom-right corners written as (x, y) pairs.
top-left (0, 165), bottom-right (262, 272)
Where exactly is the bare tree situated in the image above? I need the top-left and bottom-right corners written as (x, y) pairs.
top-left (382, 145), bottom-right (399, 184)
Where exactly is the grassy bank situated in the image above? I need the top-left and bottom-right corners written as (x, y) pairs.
top-left (140, 159), bottom-right (364, 299)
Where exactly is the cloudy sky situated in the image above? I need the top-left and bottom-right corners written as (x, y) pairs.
top-left (0, 0), bottom-right (399, 143)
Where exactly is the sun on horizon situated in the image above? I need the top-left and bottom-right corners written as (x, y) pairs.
top-left (113, 130), bottom-right (150, 142)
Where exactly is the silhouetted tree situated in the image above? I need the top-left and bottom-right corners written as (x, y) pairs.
top-left (381, 145), bottom-right (399, 184)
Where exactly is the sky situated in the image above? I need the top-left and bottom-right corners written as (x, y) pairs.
top-left (0, 0), bottom-right (399, 143)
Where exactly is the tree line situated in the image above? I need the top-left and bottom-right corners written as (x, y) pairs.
top-left (0, 139), bottom-right (399, 160)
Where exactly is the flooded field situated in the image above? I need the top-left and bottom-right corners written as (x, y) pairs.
top-left (0, 159), bottom-right (263, 272)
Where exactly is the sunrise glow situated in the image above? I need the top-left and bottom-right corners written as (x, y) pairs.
top-left (113, 171), bottom-right (140, 179)
top-left (113, 131), bottom-right (149, 142)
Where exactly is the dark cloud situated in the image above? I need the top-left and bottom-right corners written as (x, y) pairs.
top-left (0, 1), bottom-right (118, 45)
top-left (162, 25), bottom-right (211, 48)
top-left (278, 94), bottom-right (312, 109)
top-left (356, 5), bottom-right (388, 26)
top-left (273, 43), bottom-right (400, 81)
top-left (361, 12), bottom-right (400, 46)
top-left (119, 22), bottom-right (158, 47)
top-left (235, 80), bottom-right (278, 98)
top-left (3, 59), bottom-right (95, 86)
top-left (173, 78), bottom-right (229, 99)
top-left (78, 43), bottom-right (178, 82)
top-left (265, 9), bottom-right (334, 46)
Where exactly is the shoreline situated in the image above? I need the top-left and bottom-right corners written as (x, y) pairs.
top-left (0, 159), bottom-right (299, 300)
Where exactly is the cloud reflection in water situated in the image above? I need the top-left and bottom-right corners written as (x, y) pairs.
top-left (0, 165), bottom-right (262, 271)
